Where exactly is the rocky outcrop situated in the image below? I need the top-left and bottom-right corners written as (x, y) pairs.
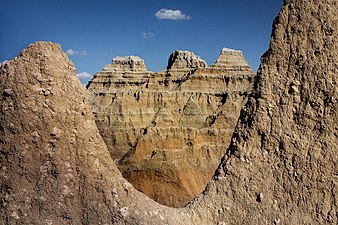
top-left (87, 49), bottom-right (255, 207)
top-left (212, 48), bottom-right (252, 68)
top-left (167, 50), bottom-right (207, 69)
top-left (0, 42), bottom-right (182, 225)
top-left (190, 0), bottom-right (338, 224)
top-left (104, 56), bottom-right (148, 72)
top-left (0, 0), bottom-right (337, 224)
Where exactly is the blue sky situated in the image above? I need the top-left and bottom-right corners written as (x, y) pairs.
top-left (0, 0), bottom-right (283, 84)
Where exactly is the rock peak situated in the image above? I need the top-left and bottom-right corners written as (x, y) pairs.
top-left (112, 55), bottom-right (144, 64)
top-left (221, 47), bottom-right (243, 55)
top-left (213, 47), bottom-right (251, 69)
top-left (167, 50), bottom-right (207, 70)
top-left (103, 55), bottom-right (148, 72)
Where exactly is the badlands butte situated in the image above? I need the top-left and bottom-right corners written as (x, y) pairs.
top-left (87, 48), bottom-right (255, 207)
top-left (0, 0), bottom-right (337, 225)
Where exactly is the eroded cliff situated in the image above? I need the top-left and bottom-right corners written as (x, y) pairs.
top-left (87, 49), bottom-right (255, 207)
top-left (0, 0), bottom-right (337, 224)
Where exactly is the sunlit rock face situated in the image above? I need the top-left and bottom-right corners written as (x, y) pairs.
top-left (167, 50), bottom-right (208, 69)
top-left (0, 42), bottom-right (133, 224)
top-left (87, 49), bottom-right (255, 207)
top-left (1, 0), bottom-right (337, 223)
top-left (0, 42), bottom-right (183, 224)
top-left (104, 56), bottom-right (148, 72)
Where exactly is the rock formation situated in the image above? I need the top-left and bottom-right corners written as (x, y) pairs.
top-left (0, 0), bottom-right (337, 224)
top-left (105, 56), bottom-right (148, 72)
top-left (0, 42), bottom-right (178, 225)
top-left (190, 0), bottom-right (338, 224)
top-left (167, 50), bottom-right (207, 69)
top-left (87, 49), bottom-right (255, 207)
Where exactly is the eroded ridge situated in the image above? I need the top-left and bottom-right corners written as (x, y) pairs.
top-left (87, 48), bottom-right (255, 207)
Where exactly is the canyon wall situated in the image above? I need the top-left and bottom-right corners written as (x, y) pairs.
top-left (86, 49), bottom-right (255, 207)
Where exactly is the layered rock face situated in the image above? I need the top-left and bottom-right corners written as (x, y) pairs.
top-left (104, 56), bottom-right (148, 72)
top-left (1, 0), bottom-right (337, 224)
top-left (87, 48), bottom-right (255, 207)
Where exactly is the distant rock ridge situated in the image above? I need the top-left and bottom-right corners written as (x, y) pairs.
top-left (87, 48), bottom-right (255, 207)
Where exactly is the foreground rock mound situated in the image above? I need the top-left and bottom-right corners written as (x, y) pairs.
top-left (87, 49), bottom-right (255, 207)
top-left (0, 42), bottom-right (180, 224)
top-left (0, 0), bottom-right (337, 224)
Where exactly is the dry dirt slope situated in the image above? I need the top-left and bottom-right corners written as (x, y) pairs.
top-left (0, 0), bottom-right (337, 224)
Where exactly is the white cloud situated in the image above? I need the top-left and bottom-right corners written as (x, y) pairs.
top-left (155, 9), bottom-right (191, 21)
top-left (77, 72), bottom-right (92, 79)
top-left (66, 49), bottom-right (88, 56)
top-left (66, 49), bottom-right (78, 56)
top-left (81, 50), bottom-right (88, 56)
top-left (142, 32), bottom-right (155, 39)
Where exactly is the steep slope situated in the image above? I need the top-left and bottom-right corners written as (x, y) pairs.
top-left (188, 0), bottom-right (338, 224)
top-left (87, 48), bottom-right (255, 207)
top-left (0, 42), bottom-right (183, 225)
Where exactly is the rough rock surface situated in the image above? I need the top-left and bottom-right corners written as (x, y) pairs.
top-left (87, 49), bottom-right (255, 207)
top-left (213, 48), bottom-right (251, 68)
top-left (0, 42), bottom-right (180, 225)
top-left (194, 0), bottom-right (338, 224)
top-left (167, 50), bottom-right (208, 69)
top-left (0, 0), bottom-right (337, 224)
top-left (104, 56), bottom-right (148, 72)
